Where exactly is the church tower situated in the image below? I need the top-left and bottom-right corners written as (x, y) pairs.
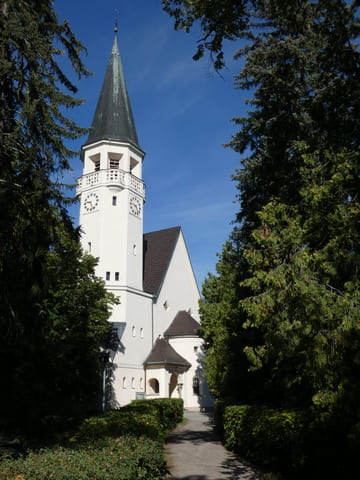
top-left (76, 30), bottom-right (212, 410)
top-left (77, 34), bottom-right (145, 291)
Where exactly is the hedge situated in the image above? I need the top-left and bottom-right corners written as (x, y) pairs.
top-left (223, 405), bottom-right (308, 471)
top-left (76, 398), bottom-right (183, 441)
top-left (0, 435), bottom-right (166, 480)
top-left (0, 398), bottom-right (183, 480)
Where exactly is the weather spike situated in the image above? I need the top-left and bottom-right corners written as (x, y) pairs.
top-left (114, 9), bottom-right (119, 33)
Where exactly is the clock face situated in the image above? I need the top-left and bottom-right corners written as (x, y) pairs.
top-left (129, 196), bottom-right (141, 216)
top-left (84, 192), bottom-right (99, 212)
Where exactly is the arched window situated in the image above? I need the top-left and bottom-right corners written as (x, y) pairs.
top-left (149, 378), bottom-right (159, 394)
top-left (122, 377), bottom-right (127, 389)
top-left (131, 377), bottom-right (135, 389)
top-left (140, 377), bottom-right (144, 390)
top-left (132, 326), bottom-right (136, 337)
top-left (193, 376), bottom-right (200, 395)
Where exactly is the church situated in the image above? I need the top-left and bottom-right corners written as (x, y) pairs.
top-left (76, 32), bottom-right (212, 410)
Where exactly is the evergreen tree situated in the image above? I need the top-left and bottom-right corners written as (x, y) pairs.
top-left (164, 0), bottom-right (360, 412)
top-left (0, 0), bottom-right (114, 429)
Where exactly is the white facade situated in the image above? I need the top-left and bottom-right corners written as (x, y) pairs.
top-left (77, 35), bottom-right (213, 410)
top-left (152, 231), bottom-right (200, 339)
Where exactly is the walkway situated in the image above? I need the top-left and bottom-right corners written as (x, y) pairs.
top-left (165, 411), bottom-right (262, 480)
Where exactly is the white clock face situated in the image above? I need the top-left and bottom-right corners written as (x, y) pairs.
top-left (84, 192), bottom-right (99, 212)
top-left (129, 196), bottom-right (141, 216)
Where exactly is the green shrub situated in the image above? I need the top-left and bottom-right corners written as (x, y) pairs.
top-left (214, 398), bottom-right (235, 433)
top-left (76, 398), bottom-right (183, 442)
top-left (223, 405), bottom-right (308, 470)
top-left (76, 409), bottom-right (163, 441)
top-left (0, 399), bottom-right (183, 480)
top-left (129, 398), bottom-right (183, 431)
top-left (0, 435), bottom-right (167, 480)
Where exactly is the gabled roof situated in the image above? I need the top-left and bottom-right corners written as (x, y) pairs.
top-left (144, 338), bottom-right (191, 368)
top-left (83, 35), bottom-right (141, 150)
top-left (143, 226), bottom-right (181, 295)
top-left (164, 310), bottom-right (201, 338)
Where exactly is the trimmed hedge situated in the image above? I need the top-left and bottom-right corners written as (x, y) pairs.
top-left (130, 398), bottom-right (184, 431)
top-left (223, 405), bottom-right (308, 471)
top-left (222, 404), bottom-right (360, 478)
top-left (0, 435), bottom-right (167, 480)
top-left (0, 398), bottom-right (183, 480)
top-left (76, 398), bottom-right (183, 441)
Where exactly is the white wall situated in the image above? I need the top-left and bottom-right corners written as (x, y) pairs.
top-left (153, 231), bottom-right (200, 342)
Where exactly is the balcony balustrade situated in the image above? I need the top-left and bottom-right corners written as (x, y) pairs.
top-left (77, 168), bottom-right (145, 198)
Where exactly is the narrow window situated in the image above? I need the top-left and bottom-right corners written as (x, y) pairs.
top-left (106, 271), bottom-right (110, 281)
top-left (131, 377), bottom-right (135, 389)
top-left (115, 272), bottom-right (119, 281)
top-left (110, 159), bottom-right (119, 169)
top-left (132, 326), bottom-right (136, 337)
top-left (163, 301), bottom-right (169, 311)
top-left (133, 244), bottom-right (137, 256)
top-left (122, 377), bottom-right (127, 389)
top-left (88, 242), bottom-right (91, 253)
top-left (112, 196), bottom-right (117, 206)
top-left (140, 328), bottom-right (144, 338)
top-left (140, 378), bottom-right (144, 390)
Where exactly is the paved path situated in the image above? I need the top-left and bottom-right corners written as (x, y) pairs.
top-left (165, 411), bottom-right (262, 480)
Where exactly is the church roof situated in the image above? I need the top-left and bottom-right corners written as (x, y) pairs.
top-left (143, 226), bottom-right (181, 295)
top-left (84, 35), bottom-right (141, 150)
top-left (144, 338), bottom-right (191, 367)
top-left (163, 310), bottom-right (201, 338)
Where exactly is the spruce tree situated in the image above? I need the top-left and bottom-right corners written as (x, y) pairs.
top-left (164, 0), bottom-right (360, 412)
top-left (0, 1), bottom-right (113, 429)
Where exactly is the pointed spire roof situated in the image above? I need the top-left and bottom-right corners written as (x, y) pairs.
top-left (84, 35), bottom-right (141, 150)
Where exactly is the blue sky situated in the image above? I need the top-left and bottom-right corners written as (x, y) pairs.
top-left (54, 0), bottom-right (245, 288)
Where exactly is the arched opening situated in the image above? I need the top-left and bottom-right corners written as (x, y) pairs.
top-left (169, 373), bottom-right (178, 398)
top-left (148, 378), bottom-right (159, 394)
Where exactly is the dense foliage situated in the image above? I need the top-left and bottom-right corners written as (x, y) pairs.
top-left (164, 0), bottom-right (360, 476)
top-left (0, 0), bottom-right (114, 429)
top-left (0, 399), bottom-right (183, 480)
top-left (0, 436), bottom-right (166, 480)
top-left (77, 398), bottom-right (184, 441)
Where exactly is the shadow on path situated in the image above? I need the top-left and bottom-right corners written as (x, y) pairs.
top-left (165, 411), bottom-right (261, 480)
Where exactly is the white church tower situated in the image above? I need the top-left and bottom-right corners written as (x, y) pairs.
top-left (78, 33), bottom-right (145, 290)
top-left (76, 32), bottom-right (154, 404)
top-left (77, 31), bottom-right (213, 410)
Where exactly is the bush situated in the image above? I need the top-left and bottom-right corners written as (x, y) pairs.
top-left (76, 410), bottom-right (163, 441)
top-left (0, 399), bottom-right (183, 480)
top-left (76, 398), bottom-right (183, 442)
top-left (130, 398), bottom-right (184, 431)
top-left (214, 398), bottom-right (235, 433)
top-left (0, 435), bottom-right (167, 480)
top-left (223, 405), bottom-right (308, 471)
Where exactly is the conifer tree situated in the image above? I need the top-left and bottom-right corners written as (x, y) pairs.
top-left (0, 0), bottom-right (114, 428)
top-left (164, 0), bottom-right (360, 413)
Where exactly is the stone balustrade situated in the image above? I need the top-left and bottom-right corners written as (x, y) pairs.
top-left (77, 169), bottom-right (145, 198)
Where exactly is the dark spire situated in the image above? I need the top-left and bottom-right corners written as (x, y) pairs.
top-left (84, 34), bottom-right (140, 149)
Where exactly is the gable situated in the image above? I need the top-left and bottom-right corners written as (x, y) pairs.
top-left (143, 226), bottom-right (181, 295)
top-left (164, 310), bottom-right (201, 337)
